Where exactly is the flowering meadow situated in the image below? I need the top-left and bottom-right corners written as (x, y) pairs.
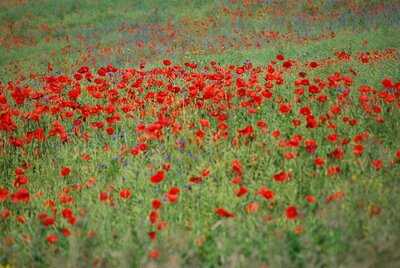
top-left (1, 0), bottom-right (400, 267)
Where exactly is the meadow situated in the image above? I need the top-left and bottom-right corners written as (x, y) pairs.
top-left (0, 0), bottom-right (400, 267)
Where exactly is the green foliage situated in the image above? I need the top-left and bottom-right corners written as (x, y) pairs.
top-left (1, 1), bottom-right (400, 267)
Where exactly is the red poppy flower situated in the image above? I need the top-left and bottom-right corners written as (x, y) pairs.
top-left (81, 154), bottom-right (91, 161)
top-left (353, 144), bottom-right (364, 156)
top-left (148, 231), bottom-right (157, 240)
top-left (284, 152), bottom-right (297, 160)
top-left (11, 188), bottom-right (30, 203)
top-left (195, 129), bottom-right (205, 140)
top-left (305, 139), bottom-right (317, 154)
top-left (67, 215), bottom-right (77, 225)
top-left (119, 189), bottom-right (132, 199)
top-left (231, 159), bottom-right (243, 175)
top-left (283, 60), bottom-right (293, 69)
top-left (292, 119), bottom-right (301, 127)
top-left (46, 234), bottom-right (58, 244)
top-left (235, 186), bottom-right (248, 197)
top-left (16, 215), bottom-right (26, 224)
top-left (381, 78), bottom-right (393, 88)
top-left (157, 221), bottom-right (167, 231)
top-left (372, 160), bottom-right (383, 170)
top-left (162, 163), bottom-right (171, 171)
top-left (308, 85), bottom-right (321, 94)
top-left (99, 191), bottom-right (109, 202)
top-left (1, 208), bottom-right (11, 219)
top-left (61, 228), bottom-right (71, 237)
top-left (13, 175), bottom-right (29, 187)
top-left (163, 59), bottom-right (171, 66)
top-left (106, 127), bottom-right (114, 135)
top-left (78, 66), bottom-right (89, 74)
top-left (271, 129), bottom-right (281, 138)
top-left (151, 171), bottom-right (165, 184)
top-left (285, 206), bottom-right (298, 220)
top-left (256, 120), bottom-right (267, 130)
top-left (59, 193), bottom-right (74, 205)
top-left (276, 54), bottom-right (284, 61)
top-left (245, 202), bottom-right (259, 213)
top-left (305, 195), bottom-right (316, 204)
top-left (0, 187), bottom-right (9, 202)
top-left (149, 210), bottom-right (158, 224)
top-left (238, 126), bottom-right (253, 136)
top-left (314, 157), bottom-right (325, 167)
top-left (326, 133), bottom-right (338, 143)
top-left (60, 166), bottom-right (71, 177)
top-left (15, 167), bottom-right (25, 175)
top-left (189, 176), bottom-right (203, 184)
top-left (236, 67), bottom-right (245, 74)
top-left (279, 103), bottom-right (292, 114)
top-left (148, 249), bottom-right (160, 259)
top-left (97, 67), bottom-right (107, 76)
top-left (257, 187), bottom-right (275, 200)
top-left (151, 199), bottom-right (162, 209)
top-left (273, 171), bottom-right (291, 182)
top-left (325, 191), bottom-right (345, 203)
top-left (231, 176), bottom-right (242, 184)
top-left (215, 208), bottom-right (235, 218)
top-left (138, 143), bottom-right (147, 151)
top-left (131, 147), bottom-right (140, 156)
top-left (202, 169), bottom-right (210, 177)
top-left (62, 208), bottom-right (74, 219)
top-left (327, 165), bottom-right (341, 176)
top-left (166, 187), bottom-right (180, 203)
top-left (41, 215), bottom-right (55, 227)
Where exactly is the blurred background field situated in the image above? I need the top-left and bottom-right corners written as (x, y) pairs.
top-left (1, 0), bottom-right (399, 78)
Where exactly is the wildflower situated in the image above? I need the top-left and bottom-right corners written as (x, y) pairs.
top-left (245, 202), bottom-right (259, 213)
top-left (0, 187), bottom-right (9, 202)
top-left (152, 199), bottom-right (162, 209)
top-left (99, 191), bottom-right (109, 202)
top-left (305, 195), bottom-right (316, 204)
top-left (11, 188), bottom-right (30, 203)
top-left (1, 208), bottom-right (11, 220)
top-left (276, 54), bottom-right (285, 61)
top-left (285, 206), bottom-right (298, 220)
top-left (148, 249), bottom-right (160, 260)
top-left (231, 160), bottom-right (243, 176)
top-left (215, 208), bottom-right (235, 218)
top-left (235, 186), bottom-right (248, 197)
top-left (119, 189), bottom-right (132, 199)
top-left (257, 187), bottom-right (275, 200)
top-left (372, 160), bottom-right (383, 170)
top-left (60, 166), bottom-right (71, 177)
top-left (279, 103), bottom-right (292, 114)
top-left (166, 187), bottom-right (180, 203)
top-left (46, 234), bottom-right (58, 244)
top-left (151, 171), bottom-right (165, 184)
top-left (273, 171), bottom-right (291, 182)
top-left (325, 191), bottom-right (345, 203)
top-left (61, 228), bottom-right (71, 237)
top-left (148, 231), bottom-right (157, 241)
top-left (149, 210), bottom-right (158, 224)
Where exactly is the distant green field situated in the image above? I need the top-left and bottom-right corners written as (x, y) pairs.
top-left (1, 1), bottom-right (400, 267)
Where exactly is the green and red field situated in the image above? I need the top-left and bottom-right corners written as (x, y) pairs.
top-left (1, 0), bottom-right (400, 267)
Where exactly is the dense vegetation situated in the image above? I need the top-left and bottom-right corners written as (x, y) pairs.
top-left (1, 1), bottom-right (399, 267)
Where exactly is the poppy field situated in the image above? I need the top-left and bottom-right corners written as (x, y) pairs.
top-left (1, 0), bottom-right (400, 267)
